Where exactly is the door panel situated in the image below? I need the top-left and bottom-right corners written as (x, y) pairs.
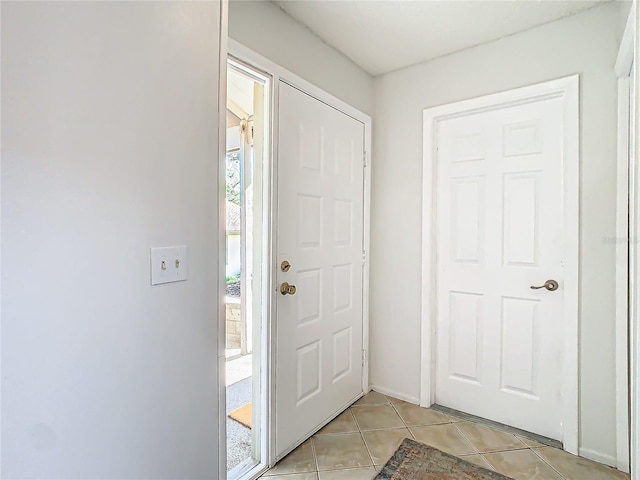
top-left (435, 98), bottom-right (564, 441)
top-left (276, 82), bottom-right (365, 457)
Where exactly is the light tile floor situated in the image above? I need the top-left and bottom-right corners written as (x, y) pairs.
top-left (260, 391), bottom-right (630, 480)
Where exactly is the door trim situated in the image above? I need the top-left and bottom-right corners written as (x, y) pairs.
top-left (614, 75), bottom-right (630, 473)
top-left (420, 75), bottom-right (580, 454)
top-left (217, 3), bottom-right (229, 480)
top-left (633, 9), bottom-right (640, 476)
top-left (223, 38), bottom-right (372, 475)
top-left (617, 1), bottom-right (638, 477)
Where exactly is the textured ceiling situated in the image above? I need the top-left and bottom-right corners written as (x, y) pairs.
top-left (274, 0), bottom-right (610, 76)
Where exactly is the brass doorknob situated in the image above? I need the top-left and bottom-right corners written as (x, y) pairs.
top-left (530, 279), bottom-right (559, 291)
top-left (280, 282), bottom-right (297, 295)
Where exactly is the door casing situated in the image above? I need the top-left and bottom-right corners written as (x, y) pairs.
top-left (615, 1), bottom-right (636, 475)
top-left (219, 38), bottom-right (373, 480)
top-left (420, 75), bottom-right (580, 454)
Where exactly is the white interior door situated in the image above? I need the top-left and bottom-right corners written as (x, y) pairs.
top-left (435, 96), bottom-right (565, 441)
top-left (275, 82), bottom-right (365, 457)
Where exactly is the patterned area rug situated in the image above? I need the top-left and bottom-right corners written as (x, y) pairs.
top-left (375, 438), bottom-right (513, 480)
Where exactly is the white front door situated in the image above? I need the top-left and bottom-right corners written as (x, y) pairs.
top-left (275, 82), bottom-right (365, 457)
top-left (435, 96), bottom-right (565, 441)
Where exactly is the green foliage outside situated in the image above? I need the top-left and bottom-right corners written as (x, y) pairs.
top-left (226, 273), bottom-right (240, 284)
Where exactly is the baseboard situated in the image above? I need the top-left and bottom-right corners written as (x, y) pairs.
top-left (616, 460), bottom-right (631, 474)
top-left (578, 448), bottom-right (617, 469)
top-left (370, 385), bottom-right (420, 405)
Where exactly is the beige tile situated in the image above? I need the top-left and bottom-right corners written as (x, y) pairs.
top-left (317, 410), bottom-right (359, 435)
top-left (517, 436), bottom-right (547, 448)
top-left (317, 467), bottom-right (376, 480)
top-left (362, 428), bottom-right (412, 465)
top-left (392, 402), bottom-right (450, 427)
top-left (353, 391), bottom-right (389, 406)
top-left (313, 433), bottom-right (373, 471)
top-left (459, 454), bottom-right (495, 471)
top-left (263, 440), bottom-right (316, 476)
top-left (484, 450), bottom-right (564, 480)
top-left (351, 404), bottom-right (405, 431)
top-left (456, 422), bottom-right (527, 453)
top-left (534, 447), bottom-right (630, 480)
top-left (409, 423), bottom-right (477, 456)
top-left (384, 395), bottom-right (406, 404)
top-left (386, 399), bottom-right (414, 410)
top-left (261, 474), bottom-right (318, 480)
top-left (446, 413), bottom-right (465, 423)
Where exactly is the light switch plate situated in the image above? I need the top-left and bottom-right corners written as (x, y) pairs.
top-left (150, 245), bottom-right (188, 285)
top-left (174, 245), bottom-right (188, 282)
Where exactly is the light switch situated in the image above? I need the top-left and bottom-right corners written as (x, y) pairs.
top-left (174, 245), bottom-right (188, 282)
top-left (151, 246), bottom-right (188, 285)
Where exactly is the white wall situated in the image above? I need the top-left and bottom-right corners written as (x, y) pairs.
top-left (370, 2), bottom-right (624, 463)
top-left (1, 2), bottom-right (222, 478)
top-left (228, 0), bottom-right (374, 116)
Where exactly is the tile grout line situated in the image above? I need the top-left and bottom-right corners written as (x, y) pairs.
top-left (361, 394), bottom-right (397, 469)
top-left (351, 404), bottom-right (389, 409)
top-left (450, 421), bottom-right (481, 456)
top-left (354, 395), bottom-right (400, 471)
top-left (450, 417), bottom-right (541, 455)
top-left (266, 394), bottom-right (616, 480)
top-left (440, 407), bottom-right (568, 452)
top-left (315, 409), bottom-right (360, 436)
top-left (314, 430), bottom-right (360, 436)
top-left (316, 426), bottom-right (424, 436)
top-left (353, 395), bottom-right (552, 477)
top-left (475, 451), bottom-right (496, 471)
top-left (358, 429), bottom-right (378, 470)
top-left (389, 394), bottom-right (505, 468)
top-left (350, 405), bottom-right (365, 432)
top-left (309, 434), bottom-right (320, 477)
top-left (529, 447), bottom-right (568, 480)
top-left (352, 406), bottom-right (379, 470)
top-left (389, 397), bottom-right (504, 472)
top-left (472, 452), bottom-right (495, 471)
top-left (387, 396), bottom-right (416, 440)
top-left (451, 422), bottom-right (562, 477)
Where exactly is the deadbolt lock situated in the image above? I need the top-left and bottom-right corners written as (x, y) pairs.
top-left (280, 282), bottom-right (297, 296)
top-left (281, 260), bottom-right (291, 272)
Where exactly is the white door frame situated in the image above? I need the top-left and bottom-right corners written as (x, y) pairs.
top-left (633, 0), bottom-right (640, 474)
top-left (217, 4), bottom-right (229, 480)
top-left (225, 57), bottom-right (272, 480)
top-left (420, 75), bottom-right (580, 454)
top-left (618, 1), bottom-right (638, 477)
top-left (218, 38), bottom-right (372, 479)
top-left (614, 1), bottom-right (635, 473)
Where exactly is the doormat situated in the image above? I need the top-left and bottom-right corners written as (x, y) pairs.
top-left (228, 402), bottom-right (252, 429)
top-left (375, 438), bottom-right (513, 480)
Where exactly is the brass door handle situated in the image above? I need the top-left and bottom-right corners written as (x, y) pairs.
top-left (530, 279), bottom-right (559, 291)
top-left (280, 282), bottom-right (297, 295)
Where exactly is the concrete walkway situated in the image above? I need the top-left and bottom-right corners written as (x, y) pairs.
top-left (226, 354), bottom-right (253, 471)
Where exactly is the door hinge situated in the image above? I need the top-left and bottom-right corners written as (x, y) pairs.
top-left (363, 151), bottom-right (368, 168)
top-left (362, 250), bottom-right (367, 267)
top-left (362, 349), bottom-right (367, 366)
